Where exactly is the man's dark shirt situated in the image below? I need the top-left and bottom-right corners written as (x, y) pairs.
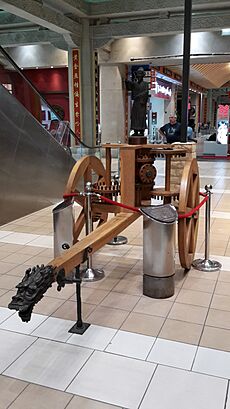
top-left (160, 122), bottom-right (181, 143)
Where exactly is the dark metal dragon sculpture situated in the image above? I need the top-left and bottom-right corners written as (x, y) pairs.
top-left (8, 264), bottom-right (56, 322)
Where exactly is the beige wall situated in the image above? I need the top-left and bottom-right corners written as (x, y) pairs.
top-left (100, 65), bottom-right (126, 143)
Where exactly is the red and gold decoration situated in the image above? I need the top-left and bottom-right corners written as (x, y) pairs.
top-left (72, 49), bottom-right (81, 139)
top-left (94, 51), bottom-right (100, 143)
top-left (150, 66), bottom-right (157, 90)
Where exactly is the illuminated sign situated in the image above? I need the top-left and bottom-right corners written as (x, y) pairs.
top-left (216, 105), bottom-right (229, 145)
top-left (151, 76), bottom-right (172, 100)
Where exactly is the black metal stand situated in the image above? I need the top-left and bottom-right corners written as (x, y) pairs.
top-left (68, 266), bottom-right (90, 334)
top-left (181, 0), bottom-right (192, 142)
top-left (56, 265), bottom-right (90, 335)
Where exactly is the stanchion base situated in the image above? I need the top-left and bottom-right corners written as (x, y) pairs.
top-left (192, 258), bottom-right (222, 272)
top-left (107, 236), bottom-right (128, 245)
top-left (69, 322), bottom-right (90, 335)
top-left (80, 268), bottom-right (105, 282)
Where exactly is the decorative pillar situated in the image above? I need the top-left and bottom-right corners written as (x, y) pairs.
top-left (80, 19), bottom-right (95, 147)
top-left (207, 89), bottom-right (213, 125)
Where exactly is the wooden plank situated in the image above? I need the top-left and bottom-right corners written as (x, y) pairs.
top-left (50, 212), bottom-right (140, 275)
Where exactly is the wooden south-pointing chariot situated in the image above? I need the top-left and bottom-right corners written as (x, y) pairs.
top-left (64, 143), bottom-right (200, 271)
top-left (8, 142), bottom-right (200, 323)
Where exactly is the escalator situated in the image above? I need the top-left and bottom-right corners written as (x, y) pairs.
top-left (0, 46), bottom-right (83, 225)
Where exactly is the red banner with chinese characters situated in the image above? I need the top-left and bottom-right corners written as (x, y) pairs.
top-left (72, 49), bottom-right (81, 139)
top-left (94, 51), bottom-right (100, 143)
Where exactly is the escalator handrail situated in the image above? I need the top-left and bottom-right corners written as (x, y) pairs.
top-left (0, 45), bottom-right (100, 150)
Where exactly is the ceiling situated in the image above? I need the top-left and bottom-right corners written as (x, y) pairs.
top-left (168, 63), bottom-right (230, 89)
top-left (0, 0), bottom-right (228, 90)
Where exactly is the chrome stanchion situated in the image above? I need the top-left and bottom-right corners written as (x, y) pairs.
top-left (192, 184), bottom-right (222, 272)
top-left (80, 182), bottom-right (105, 281)
top-left (107, 174), bottom-right (128, 245)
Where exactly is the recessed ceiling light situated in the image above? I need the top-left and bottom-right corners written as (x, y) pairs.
top-left (51, 65), bottom-right (54, 68)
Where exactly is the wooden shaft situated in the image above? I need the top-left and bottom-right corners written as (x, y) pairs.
top-left (51, 212), bottom-right (140, 276)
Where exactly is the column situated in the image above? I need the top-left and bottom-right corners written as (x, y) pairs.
top-left (80, 19), bottom-right (95, 147)
top-left (100, 64), bottom-right (126, 144)
top-left (199, 93), bottom-right (204, 124)
top-left (207, 89), bottom-right (213, 126)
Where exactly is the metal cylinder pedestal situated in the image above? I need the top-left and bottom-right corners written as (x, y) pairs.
top-left (192, 185), bottom-right (222, 272)
top-left (141, 205), bottom-right (177, 299)
top-left (80, 182), bottom-right (105, 282)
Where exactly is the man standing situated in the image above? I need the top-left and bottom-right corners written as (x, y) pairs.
top-left (159, 114), bottom-right (181, 143)
top-left (125, 67), bottom-right (149, 136)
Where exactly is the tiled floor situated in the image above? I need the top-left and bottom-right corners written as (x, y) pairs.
top-left (0, 159), bottom-right (230, 408)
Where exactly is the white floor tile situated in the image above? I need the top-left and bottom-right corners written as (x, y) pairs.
top-left (67, 350), bottom-right (156, 409)
top-left (0, 307), bottom-right (15, 323)
top-left (32, 317), bottom-right (75, 342)
top-left (27, 235), bottom-right (53, 248)
top-left (4, 338), bottom-right (93, 391)
top-left (0, 329), bottom-right (36, 372)
top-left (0, 231), bottom-right (14, 239)
top-left (0, 312), bottom-right (48, 335)
top-left (140, 365), bottom-right (227, 409)
top-left (67, 325), bottom-right (117, 351)
top-left (147, 338), bottom-right (197, 370)
top-left (0, 232), bottom-right (39, 245)
top-left (193, 347), bottom-right (230, 379)
top-left (105, 330), bottom-right (155, 360)
top-left (212, 211), bottom-right (230, 220)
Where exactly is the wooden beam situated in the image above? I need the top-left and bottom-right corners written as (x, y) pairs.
top-left (50, 212), bottom-right (140, 275)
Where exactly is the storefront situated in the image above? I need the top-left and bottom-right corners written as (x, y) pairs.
top-left (148, 71), bottom-right (179, 142)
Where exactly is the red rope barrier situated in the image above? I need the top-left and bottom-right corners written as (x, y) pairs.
top-left (63, 191), bottom-right (208, 220)
top-left (63, 193), bottom-right (80, 199)
top-left (199, 192), bottom-right (207, 197)
top-left (99, 195), bottom-right (140, 213)
top-left (177, 195), bottom-right (208, 219)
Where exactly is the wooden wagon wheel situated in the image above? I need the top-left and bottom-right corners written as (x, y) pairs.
top-left (64, 155), bottom-right (108, 243)
top-left (178, 158), bottom-right (200, 270)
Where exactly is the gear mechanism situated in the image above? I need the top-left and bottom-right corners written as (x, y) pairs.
top-left (139, 164), bottom-right (157, 184)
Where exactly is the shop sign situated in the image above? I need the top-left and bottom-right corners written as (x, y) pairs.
top-left (153, 78), bottom-right (172, 100)
top-left (218, 104), bottom-right (229, 119)
top-left (216, 105), bottom-right (229, 145)
top-left (72, 49), bottom-right (81, 138)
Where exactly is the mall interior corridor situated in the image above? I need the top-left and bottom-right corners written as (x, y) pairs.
top-left (0, 158), bottom-right (230, 409)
